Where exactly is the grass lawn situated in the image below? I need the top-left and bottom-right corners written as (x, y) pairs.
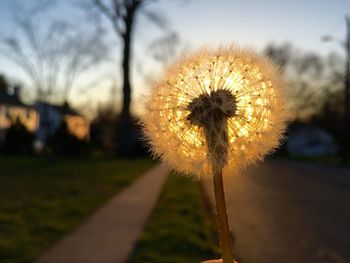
top-left (129, 173), bottom-right (220, 263)
top-left (0, 156), bottom-right (154, 263)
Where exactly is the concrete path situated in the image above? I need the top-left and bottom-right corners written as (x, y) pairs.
top-left (202, 160), bottom-right (350, 263)
top-left (37, 164), bottom-right (169, 263)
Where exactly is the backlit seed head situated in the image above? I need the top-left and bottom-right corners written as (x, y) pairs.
top-left (142, 45), bottom-right (290, 178)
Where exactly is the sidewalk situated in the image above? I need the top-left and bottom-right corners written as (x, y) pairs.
top-left (37, 164), bottom-right (169, 263)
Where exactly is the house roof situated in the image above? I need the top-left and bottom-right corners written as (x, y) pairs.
top-left (36, 101), bottom-right (82, 117)
top-left (0, 90), bottom-right (33, 108)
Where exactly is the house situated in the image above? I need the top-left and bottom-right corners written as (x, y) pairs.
top-left (0, 88), bottom-right (38, 142)
top-left (287, 125), bottom-right (338, 156)
top-left (35, 102), bottom-right (90, 144)
top-left (0, 80), bottom-right (89, 149)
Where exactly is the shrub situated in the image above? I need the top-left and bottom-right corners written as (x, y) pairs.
top-left (49, 120), bottom-right (89, 156)
top-left (3, 119), bottom-right (34, 155)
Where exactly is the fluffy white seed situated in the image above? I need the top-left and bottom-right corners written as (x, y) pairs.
top-left (142, 45), bottom-right (289, 178)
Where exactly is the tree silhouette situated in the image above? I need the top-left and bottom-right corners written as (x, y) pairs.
top-left (0, 1), bottom-right (109, 103)
top-left (92, 0), bottom-right (172, 155)
top-left (94, 0), bottom-right (137, 120)
top-left (0, 74), bottom-right (9, 93)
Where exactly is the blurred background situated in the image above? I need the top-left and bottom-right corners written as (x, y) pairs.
top-left (0, 0), bottom-right (349, 263)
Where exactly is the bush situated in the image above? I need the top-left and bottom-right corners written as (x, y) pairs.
top-left (90, 112), bottom-right (149, 157)
top-left (3, 120), bottom-right (35, 155)
top-left (49, 120), bottom-right (89, 156)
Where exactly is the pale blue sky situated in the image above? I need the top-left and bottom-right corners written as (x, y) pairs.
top-left (158, 0), bottom-right (349, 53)
top-left (0, 0), bottom-right (349, 116)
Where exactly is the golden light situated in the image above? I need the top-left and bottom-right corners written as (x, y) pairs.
top-left (142, 45), bottom-right (289, 263)
top-left (143, 45), bottom-right (289, 178)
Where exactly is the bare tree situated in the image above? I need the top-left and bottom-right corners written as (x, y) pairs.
top-left (92, 0), bottom-right (171, 119)
top-left (264, 43), bottom-right (341, 121)
top-left (147, 32), bottom-right (181, 65)
top-left (91, 0), bottom-right (175, 155)
top-left (0, 1), bottom-right (109, 104)
top-left (265, 43), bottom-right (347, 159)
top-left (0, 74), bottom-right (9, 93)
top-left (265, 42), bottom-right (292, 70)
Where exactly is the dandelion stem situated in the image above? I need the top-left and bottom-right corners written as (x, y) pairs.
top-left (212, 163), bottom-right (234, 263)
top-left (186, 89), bottom-right (236, 262)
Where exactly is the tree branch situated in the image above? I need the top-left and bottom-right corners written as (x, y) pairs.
top-left (94, 0), bottom-right (123, 35)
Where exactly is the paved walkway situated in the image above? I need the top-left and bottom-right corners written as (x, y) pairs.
top-left (37, 164), bottom-right (169, 263)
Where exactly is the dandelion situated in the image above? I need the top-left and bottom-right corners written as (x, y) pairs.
top-left (143, 46), bottom-right (288, 176)
top-left (142, 45), bottom-right (289, 263)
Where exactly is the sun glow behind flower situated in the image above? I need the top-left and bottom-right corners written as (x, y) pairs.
top-left (143, 45), bottom-right (289, 177)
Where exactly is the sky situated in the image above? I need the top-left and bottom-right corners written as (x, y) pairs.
top-left (160, 0), bottom-right (349, 52)
top-left (0, 0), bottom-right (349, 117)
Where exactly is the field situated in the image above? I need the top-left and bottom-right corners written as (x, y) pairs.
top-left (0, 156), bottom-right (154, 263)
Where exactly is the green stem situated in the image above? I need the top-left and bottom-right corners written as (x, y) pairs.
top-left (212, 165), bottom-right (234, 263)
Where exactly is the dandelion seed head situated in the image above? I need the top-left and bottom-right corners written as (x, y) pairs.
top-left (142, 45), bottom-right (289, 178)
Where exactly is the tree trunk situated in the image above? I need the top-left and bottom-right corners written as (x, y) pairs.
top-left (122, 7), bottom-right (136, 119)
top-left (121, 20), bottom-right (132, 120)
top-left (117, 6), bottom-right (136, 156)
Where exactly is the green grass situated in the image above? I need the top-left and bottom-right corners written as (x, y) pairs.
top-left (130, 173), bottom-right (220, 263)
top-left (0, 156), bottom-right (154, 263)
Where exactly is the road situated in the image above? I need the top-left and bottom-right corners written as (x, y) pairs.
top-left (203, 160), bottom-right (350, 263)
